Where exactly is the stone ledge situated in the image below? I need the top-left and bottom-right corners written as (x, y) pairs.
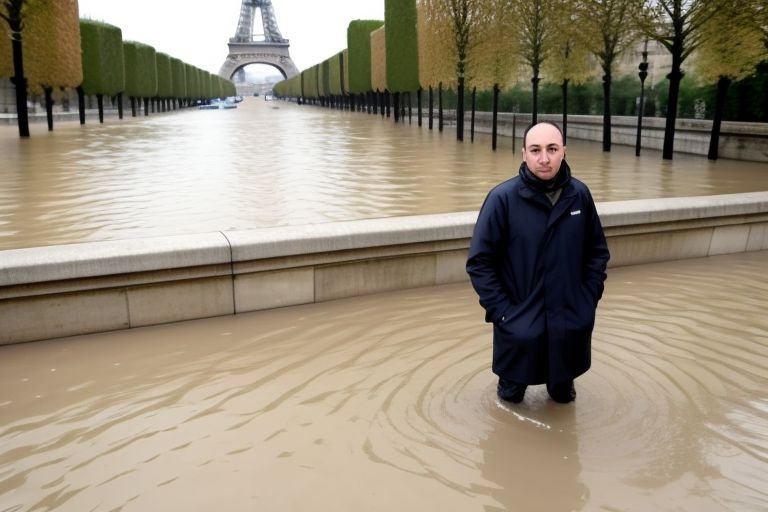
top-left (597, 192), bottom-right (768, 227)
top-left (225, 212), bottom-right (477, 262)
top-left (2, 192), bottom-right (768, 344)
top-left (0, 232), bottom-right (231, 287)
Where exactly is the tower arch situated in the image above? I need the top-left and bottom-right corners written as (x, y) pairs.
top-left (219, 0), bottom-right (299, 82)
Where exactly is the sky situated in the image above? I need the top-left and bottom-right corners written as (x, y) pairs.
top-left (77, 0), bottom-right (385, 77)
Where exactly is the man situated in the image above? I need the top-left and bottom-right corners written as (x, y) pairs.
top-left (466, 121), bottom-right (609, 404)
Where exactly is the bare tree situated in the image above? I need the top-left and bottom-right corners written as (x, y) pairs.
top-left (510, 0), bottom-right (557, 124)
top-left (472, 0), bottom-right (517, 149)
top-left (694, 0), bottom-right (766, 159)
top-left (578, 0), bottom-right (641, 152)
top-left (640, 0), bottom-right (721, 159)
top-left (544, 2), bottom-right (595, 144)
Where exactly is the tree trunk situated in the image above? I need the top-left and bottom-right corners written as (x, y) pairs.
top-left (428, 86), bottom-right (433, 130)
top-left (438, 82), bottom-right (443, 132)
top-left (492, 83), bottom-right (499, 151)
top-left (77, 86), bottom-right (86, 125)
top-left (408, 92), bottom-right (412, 124)
top-left (456, 78), bottom-right (464, 141)
top-left (9, 14), bottom-right (30, 137)
top-left (470, 86), bottom-right (476, 143)
top-left (117, 93), bottom-right (124, 119)
top-left (531, 75), bottom-right (540, 124)
top-left (144, 97), bottom-right (150, 116)
top-left (662, 59), bottom-right (684, 160)
top-left (44, 87), bottom-right (54, 131)
top-left (417, 88), bottom-right (422, 127)
top-left (385, 90), bottom-right (390, 118)
top-left (97, 94), bottom-right (104, 124)
top-left (561, 79), bottom-right (569, 145)
top-left (130, 97), bottom-right (137, 117)
top-left (602, 72), bottom-right (612, 152)
top-left (708, 76), bottom-right (731, 161)
top-left (394, 92), bottom-right (400, 123)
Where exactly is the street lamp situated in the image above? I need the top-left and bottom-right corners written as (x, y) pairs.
top-left (636, 39), bottom-right (649, 157)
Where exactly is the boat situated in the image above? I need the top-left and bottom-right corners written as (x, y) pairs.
top-left (198, 99), bottom-right (238, 110)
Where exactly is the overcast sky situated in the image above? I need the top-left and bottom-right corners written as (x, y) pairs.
top-left (77, 0), bottom-right (385, 76)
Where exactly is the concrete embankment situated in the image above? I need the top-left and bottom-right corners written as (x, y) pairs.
top-left (448, 112), bottom-right (768, 162)
top-left (1, 192), bottom-right (767, 345)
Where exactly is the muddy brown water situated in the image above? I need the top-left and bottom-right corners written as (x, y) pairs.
top-left (1, 98), bottom-right (768, 250)
top-left (1, 251), bottom-right (766, 511)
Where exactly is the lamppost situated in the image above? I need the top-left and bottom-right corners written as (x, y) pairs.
top-left (635, 39), bottom-right (649, 157)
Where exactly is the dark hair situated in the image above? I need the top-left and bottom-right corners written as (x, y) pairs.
top-left (523, 121), bottom-right (564, 147)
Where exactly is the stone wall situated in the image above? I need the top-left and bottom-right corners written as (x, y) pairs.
top-left (453, 111), bottom-right (768, 162)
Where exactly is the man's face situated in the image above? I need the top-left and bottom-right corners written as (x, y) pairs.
top-left (522, 124), bottom-right (566, 181)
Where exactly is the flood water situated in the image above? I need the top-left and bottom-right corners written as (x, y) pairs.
top-left (0, 251), bottom-right (766, 511)
top-left (1, 98), bottom-right (768, 250)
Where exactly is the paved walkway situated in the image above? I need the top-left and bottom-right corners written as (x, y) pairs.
top-left (1, 251), bottom-right (766, 511)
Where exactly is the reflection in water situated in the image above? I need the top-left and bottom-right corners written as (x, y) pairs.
top-left (0, 252), bottom-right (766, 511)
top-left (2, 99), bottom-right (768, 249)
top-left (481, 400), bottom-right (587, 512)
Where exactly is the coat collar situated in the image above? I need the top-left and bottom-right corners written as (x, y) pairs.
top-left (517, 160), bottom-right (575, 204)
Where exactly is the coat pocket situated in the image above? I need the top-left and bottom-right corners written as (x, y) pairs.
top-left (566, 285), bottom-right (597, 334)
top-left (495, 301), bottom-right (546, 346)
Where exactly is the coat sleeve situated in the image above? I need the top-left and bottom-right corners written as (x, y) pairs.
top-left (583, 191), bottom-right (610, 305)
top-left (466, 190), bottom-right (514, 324)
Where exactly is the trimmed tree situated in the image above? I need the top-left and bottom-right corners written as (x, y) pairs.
top-left (329, 52), bottom-right (342, 105)
top-left (342, 49), bottom-right (350, 98)
top-left (417, 0), bottom-right (454, 129)
top-left (123, 41), bottom-right (157, 117)
top-left (321, 58), bottom-right (331, 104)
top-left (370, 25), bottom-right (387, 115)
top-left (156, 52), bottom-right (172, 112)
top-left (1, 0), bottom-right (82, 132)
top-left (347, 19), bottom-right (384, 109)
top-left (170, 56), bottom-right (186, 108)
top-left (385, 0), bottom-right (420, 124)
top-left (79, 19), bottom-right (125, 124)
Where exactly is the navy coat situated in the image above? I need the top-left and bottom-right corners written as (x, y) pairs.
top-left (466, 163), bottom-right (609, 385)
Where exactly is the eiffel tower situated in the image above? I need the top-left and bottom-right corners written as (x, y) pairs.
top-left (219, 0), bottom-right (299, 83)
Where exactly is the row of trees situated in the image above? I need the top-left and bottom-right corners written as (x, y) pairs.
top-left (0, 0), bottom-right (235, 138)
top-left (274, 0), bottom-right (767, 160)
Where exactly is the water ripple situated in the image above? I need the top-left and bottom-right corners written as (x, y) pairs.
top-left (3, 101), bottom-right (768, 250)
top-left (0, 252), bottom-right (766, 510)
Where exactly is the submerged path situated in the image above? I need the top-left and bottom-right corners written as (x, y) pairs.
top-left (2, 98), bottom-right (768, 250)
top-left (1, 251), bottom-right (766, 511)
